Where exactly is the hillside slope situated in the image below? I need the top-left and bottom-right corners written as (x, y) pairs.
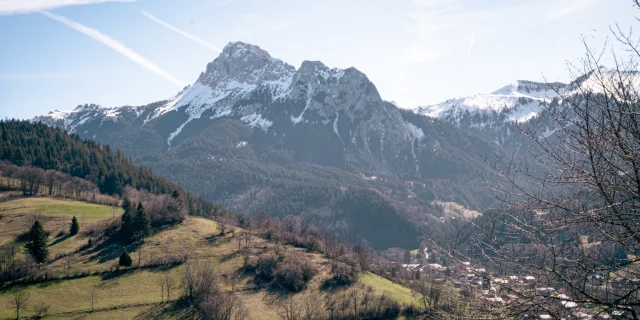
top-left (0, 195), bottom-right (420, 319)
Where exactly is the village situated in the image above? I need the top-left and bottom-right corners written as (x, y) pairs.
top-left (382, 247), bottom-right (635, 319)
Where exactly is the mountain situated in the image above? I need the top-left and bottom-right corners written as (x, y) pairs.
top-left (417, 80), bottom-right (566, 147)
top-left (416, 68), bottom-right (640, 150)
top-left (34, 41), bottom-right (505, 249)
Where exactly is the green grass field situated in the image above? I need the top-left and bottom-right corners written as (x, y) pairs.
top-left (0, 195), bottom-right (425, 319)
top-left (0, 197), bottom-right (121, 220)
top-left (0, 197), bottom-right (123, 262)
top-left (0, 269), bottom-right (180, 319)
top-left (359, 272), bottom-right (422, 307)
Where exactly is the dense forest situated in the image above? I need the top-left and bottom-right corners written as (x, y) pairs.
top-left (0, 120), bottom-right (225, 220)
top-left (0, 120), bottom-right (175, 196)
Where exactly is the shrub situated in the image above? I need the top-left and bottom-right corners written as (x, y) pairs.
top-left (243, 255), bottom-right (259, 272)
top-left (34, 302), bottom-right (51, 318)
top-left (256, 253), bottom-right (278, 281)
top-left (274, 256), bottom-right (316, 292)
top-left (274, 261), bottom-right (305, 292)
top-left (118, 250), bottom-right (132, 267)
top-left (332, 261), bottom-right (358, 285)
top-left (301, 259), bottom-right (316, 282)
top-left (376, 295), bottom-right (401, 319)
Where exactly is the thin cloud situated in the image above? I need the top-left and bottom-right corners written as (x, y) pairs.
top-left (546, 0), bottom-right (594, 20)
top-left (0, 71), bottom-right (121, 80)
top-left (0, 0), bottom-right (134, 15)
top-left (41, 11), bottom-right (187, 87)
top-left (464, 30), bottom-right (475, 70)
top-left (142, 11), bottom-right (222, 52)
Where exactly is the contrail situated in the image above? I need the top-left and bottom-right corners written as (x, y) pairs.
top-left (142, 11), bottom-right (221, 52)
top-left (0, 0), bottom-right (135, 15)
top-left (464, 30), bottom-right (476, 71)
top-left (41, 11), bottom-right (187, 87)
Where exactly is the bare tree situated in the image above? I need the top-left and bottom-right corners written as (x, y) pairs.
top-left (217, 217), bottom-right (227, 236)
top-left (244, 222), bottom-right (252, 248)
top-left (33, 302), bottom-right (50, 318)
top-left (181, 260), bottom-right (247, 319)
top-left (23, 213), bottom-right (42, 230)
top-left (12, 289), bottom-right (29, 320)
top-left (165, 272), bottom-right (175, 302)
top-left (352, 242), bottom-right (373, 272)
top-left (90, 285), bottom-right (98, 312)
top-left (278, 297), bottom-right (300, 320)
top-left (302, 294), bottom-right (323, 320)
top-left (158, 274), bottom-right (166, 303)
top-left (63, 255), bottom-right (74, 277)
top-left (416, 280), bottom-right (442, 311)
top-left (450, 22), bottom-right (640, 319)
top-left (138, 243), bottom-right (144, 268)
top-left (283, 215), bottom-right (301, 234)
top-left (44, 170), bottom-right (58, 196)
top-left (236, 231), bottom-right (244, 251)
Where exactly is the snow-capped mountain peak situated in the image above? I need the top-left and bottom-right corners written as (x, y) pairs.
top-left (418, 80), bottom-right (566, 124)
top-left (491, 80), bottom-right (564, 99)
top-left (35, 41), bottom-right (431, 171)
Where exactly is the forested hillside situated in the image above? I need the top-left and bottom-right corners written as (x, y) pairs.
top-left (0, 120), bottom-right (175, 196)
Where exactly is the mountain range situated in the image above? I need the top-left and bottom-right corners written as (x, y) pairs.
top-left (33, 41), bottom-right (586, 249)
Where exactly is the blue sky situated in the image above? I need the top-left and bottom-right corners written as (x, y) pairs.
top-left (0, 0), bottom-right (636, 119)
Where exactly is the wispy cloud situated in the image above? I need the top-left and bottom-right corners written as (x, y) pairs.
top-left (464, 30), bottom-right (475, 70)
top-left (41, 11), bottom-right (186, 87)
top-left (546, 0), bottom-right (594, 20)
top-left (0, 71), bottom-right (121, 80)
top-left (142, 11), bottom-right (222, 52)
top-left (0, 0), bottom-right (133, 15)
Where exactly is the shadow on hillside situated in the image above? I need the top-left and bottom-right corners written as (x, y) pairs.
top-left (36, 279), bottom-right (64, 288)
top-left (320, 278), bottom-right (350, 292)
top-left (49, 233), bottom-right (72, 247)
top-left (100, 264), bottom-right (181, 282)
top-left (134, 299), bottom-right (198, 320)
top-left (100, 268), bottom-right (135, 281)
top-left (219, 250), bottom-right (241, 263)
top-left (205, 233), bottom-right (233, 246)
top-left (83, 237), bottom-right (143, 264)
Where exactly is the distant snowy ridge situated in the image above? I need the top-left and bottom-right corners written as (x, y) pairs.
top-left (418, 80), bottom-right (566, 124)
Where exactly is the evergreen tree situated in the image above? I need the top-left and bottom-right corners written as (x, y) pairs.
top-left (133, 202), bottom-right (151, 239)
top-left (121, 196), bottom-right (131, 213)
top-left (404, 249), bottom-right (411, 264)
top-left (70, 216), bottom-right (79, 235)
top-left (118, 250), bottom-right (132, 267)
top-left (120, 202), bottom-right (134, 240)
top-left (25, 220), bottom-right (49, 263)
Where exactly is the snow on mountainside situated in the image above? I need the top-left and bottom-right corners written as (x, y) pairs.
top-left (34, 104), bottom-right (146, 133)
top-left (417, 80), bottom-right (567, 125)
top-left (33, 40), bottom-right (516, 215)
top-left (35, 41), bottom-right (424, 155)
